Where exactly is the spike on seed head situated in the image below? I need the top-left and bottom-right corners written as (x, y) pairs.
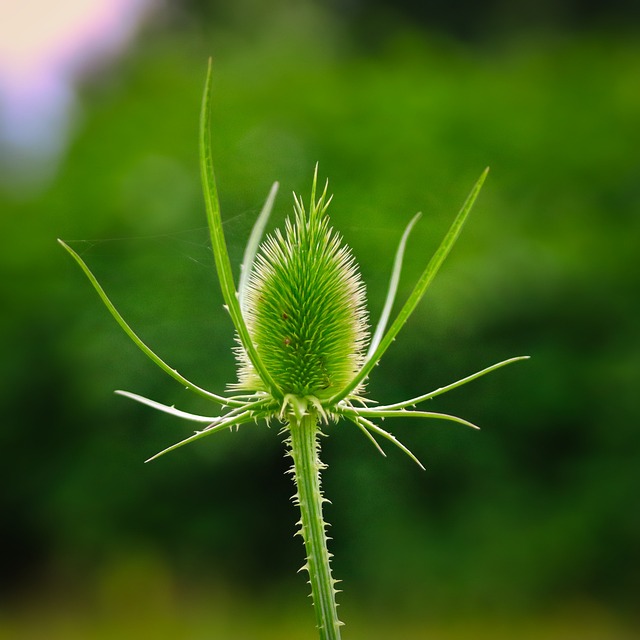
top-left (235, 172), bottom-right (369, 399)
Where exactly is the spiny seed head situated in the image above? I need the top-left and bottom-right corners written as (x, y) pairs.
top-left (235, 175), bottom-right (369, 399)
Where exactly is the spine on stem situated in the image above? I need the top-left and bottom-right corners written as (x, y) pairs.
top-left (287, 411), bottom-right (342, 640)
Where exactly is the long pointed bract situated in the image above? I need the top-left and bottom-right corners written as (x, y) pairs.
top-left (346, 415), bottom-right (387, 458)
top-left (367, 212), bottom-right (421, 359)
top-left (199, 59), bottom-right (282, 400)
top-left (145, 409), bottom-right (259, 463)
top-left (354, 408), bottom-right (480, 430)
top-left (239, 181), bottom-right (279, 313)
top-left (115, 390), bottom-right (222, 423)
top-left (329, 168), bottom-right (489, 405)
top-left (375, 356), bottom-right (530, 411)
top-left (57, 239), bottom-right (242, 407)
top-left (355, 415), bottom-right (425, 470)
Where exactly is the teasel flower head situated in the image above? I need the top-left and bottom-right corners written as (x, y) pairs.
top-left (235, 169), bottom-right (369, 401)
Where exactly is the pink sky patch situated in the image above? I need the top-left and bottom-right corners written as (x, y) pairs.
top-left (0, 0), bottom-right (155, 187)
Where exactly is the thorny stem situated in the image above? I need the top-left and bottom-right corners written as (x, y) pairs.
top-left (288, 412), bottom-right (342, 640)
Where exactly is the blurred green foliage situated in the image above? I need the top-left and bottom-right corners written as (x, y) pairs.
top-left (1, 2), bottom-right (639, 636)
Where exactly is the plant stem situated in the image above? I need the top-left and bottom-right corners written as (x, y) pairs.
top-left (288, 411), bottom-right (342, 640)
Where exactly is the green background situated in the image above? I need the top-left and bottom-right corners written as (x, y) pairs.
top-left (2, 1), bottom-right (639, 637)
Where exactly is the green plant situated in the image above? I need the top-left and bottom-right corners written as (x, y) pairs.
top-left (59, 60), bottom-right (527, 639)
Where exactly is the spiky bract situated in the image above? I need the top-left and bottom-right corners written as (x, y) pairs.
top-left (237, 177), bottom-right (369, 400)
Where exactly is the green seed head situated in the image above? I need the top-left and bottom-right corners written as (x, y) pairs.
top-left (235, 173), bottom-right (369, 400)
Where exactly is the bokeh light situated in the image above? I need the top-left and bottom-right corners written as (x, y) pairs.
top-left (0, 0), bottom-right (154, 188)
